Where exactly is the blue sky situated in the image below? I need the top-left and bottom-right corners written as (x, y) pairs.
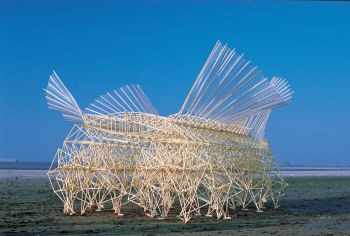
top-left (0, 1), bottom-right (349, 166)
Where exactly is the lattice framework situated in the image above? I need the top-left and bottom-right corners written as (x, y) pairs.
top-left (46, 41), bottom-right (292, 223)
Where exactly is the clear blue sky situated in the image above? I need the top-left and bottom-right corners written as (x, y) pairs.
top-left (0, 1), bottom-right (349, 166)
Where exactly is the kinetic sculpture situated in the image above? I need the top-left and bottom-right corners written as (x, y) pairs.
top-left (46, 41), bottom-right (292, 223)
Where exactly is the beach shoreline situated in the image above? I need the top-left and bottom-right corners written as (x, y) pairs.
top-left (2, 167), bottom-right (350, 180)
top-left (1, 173), bottom-right (350, 235)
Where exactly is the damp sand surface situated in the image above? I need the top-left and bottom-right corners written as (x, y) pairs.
top-left (1, 176), bottom-right (350, 235)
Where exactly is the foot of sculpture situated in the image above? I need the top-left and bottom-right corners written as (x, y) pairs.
top-left (145, 213), bottom-right (155, 218)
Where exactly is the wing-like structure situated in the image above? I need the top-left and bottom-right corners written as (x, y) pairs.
top-left (85, 84), bottom-right (158, 116)
top-left (243, 109), bottom-right (271, 140)
top-left (44, 71), bottom-right (83, 122)
top-left (179, 41), bottom-right (292, 125)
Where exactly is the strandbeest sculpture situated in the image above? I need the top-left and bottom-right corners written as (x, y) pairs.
top-left (46, 41), bottom-right (292, 223)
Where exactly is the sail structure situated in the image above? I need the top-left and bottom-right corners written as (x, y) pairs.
top-left (179, 41), bottom-right (292, 125)
top-left (85, 84), bottom-right (158, 116)
top-left (44, 71), bottom-right (83, 122)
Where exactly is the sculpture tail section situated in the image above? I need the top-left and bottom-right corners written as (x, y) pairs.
top-left (44, 71), bottom-right (83, 122)
top-left (179, 41), bottom-right (293, 125)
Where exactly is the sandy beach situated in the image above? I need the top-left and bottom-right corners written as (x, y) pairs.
top-left (0, 172), bottom-right (350, 235)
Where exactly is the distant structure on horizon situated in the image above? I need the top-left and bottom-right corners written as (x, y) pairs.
top-left (45, 41), bottom-right (292, 223)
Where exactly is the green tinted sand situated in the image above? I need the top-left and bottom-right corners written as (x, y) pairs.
top-left (1, 177), bottom-right (350, 235)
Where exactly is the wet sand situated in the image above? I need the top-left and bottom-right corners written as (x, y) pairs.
top-left (1, 176), bottom-right (350, 235)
